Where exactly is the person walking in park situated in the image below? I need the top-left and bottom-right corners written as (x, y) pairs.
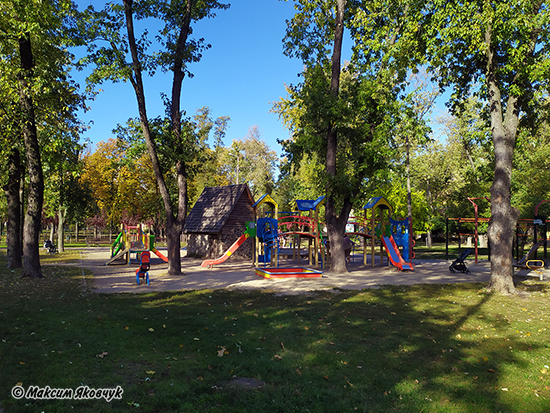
top-left (343, 234), bottom-right (353, 263)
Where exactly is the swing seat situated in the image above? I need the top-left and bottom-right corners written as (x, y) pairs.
top-left (135, 251), bottom-right (151, 285)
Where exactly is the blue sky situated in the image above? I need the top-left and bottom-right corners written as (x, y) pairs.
top-left (74, 0), bottom-right (448, 155)
top-left (74, 0), bottom-right (307, 156)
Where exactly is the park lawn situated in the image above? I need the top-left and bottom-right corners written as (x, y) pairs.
top-left (0, 255), bottom-right (549, 412)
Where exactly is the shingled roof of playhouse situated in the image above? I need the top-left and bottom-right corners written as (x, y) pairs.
top-left (183, 184), bottom-right (254, 234)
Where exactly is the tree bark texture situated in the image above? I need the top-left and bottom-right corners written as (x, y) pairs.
top-left (58, 208), bottom-right (66, 252)
top-left (4, 148), bottom-right (23, 269)
top-left (18, 33), bottom-right (44, 278)
top-left (123, 0), bottom-right (187, 275)
top-left (166, 0), bottom-right (193, 274)
top-left (324, 0), bottom-right (349, 273)
top-left (484, 27), bottom-right (520, 294)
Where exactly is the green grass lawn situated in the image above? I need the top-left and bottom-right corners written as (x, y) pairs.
top-left (0, 253), bottom-right (549, 412)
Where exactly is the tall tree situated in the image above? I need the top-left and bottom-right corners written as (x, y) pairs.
top-left (222, 126), bottom-right (279, 198)
top-left (1, 0), bottom-right (85, 277)
top-left (425, 0), bottom-right (550, 294)
top-left (0, 80), bottom-right (25, 268)
top-left (17, 32), bottom-right (44, 278)
top-left (81, 138), bottom-right (159, 227)
top-left (281, 0), bottom-right (424, 272)
top-left (114, 108), bottom-right (230, 212)
top-left (81, 0), bottom-right (229, 275)
top-left (3, 148), bottom-right (23, 268)
top-left (512, 122), bottom-right (550, 215)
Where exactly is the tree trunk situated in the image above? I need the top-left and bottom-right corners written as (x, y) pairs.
top-left (58, 208), bottom-right (66, 252)
top-left (123, 0), bottom-right (184, 275)
top-left (18, 33), bottom-right (44, 279)
top-left (75, 221), bottom-right (79, 242)
top-left (325, 196), bottom-right (352, 273)
top-left (426, 179), bottom-right (433, 248)
top-left (484, 27), bottom-right (519, 294)
top-left (165, 219), bottom-right (182, 274)
top-left (487, 127), bottom-right (519, 294)
top-left (166, 0), bottom-right (194, 273)
top-left (4, 148), bottom-right (23, 269)
top-left (405, 134), bottom-right (414, 256)
top-left (324, 0), bottom-right (348, 273)
top-left (20, 174), bottom-right (25, 244)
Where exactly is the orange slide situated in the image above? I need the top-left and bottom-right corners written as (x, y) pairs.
top-left (201, 233), bottom-right (250, 268)
top-left (151, 247), bottom-right (169, 262)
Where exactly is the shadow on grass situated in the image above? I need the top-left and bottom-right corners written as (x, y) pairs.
top-left (0, 254), bottom-right (549, 412)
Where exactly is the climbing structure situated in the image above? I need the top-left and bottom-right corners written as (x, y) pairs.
top-left (256, 217), bottom-right (279, 267)
top-left (278, 196), bottom-right (325, 268)
top-left (252, 194), bottom-right (279, 267)
top-left (106, 224), bottom-right (167, 265)
top-left (361, 197), bottom-right (414, 271)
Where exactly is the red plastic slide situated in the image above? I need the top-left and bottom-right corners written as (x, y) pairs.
top-left (201, 233), bottom-right (250, 268)
top-left (381, 235), bottom-right (414, 271)
top-left (151, 247), bottom-right (169, 262)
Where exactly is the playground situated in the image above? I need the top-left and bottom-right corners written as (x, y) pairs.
top-left (80, 247), bottom-right (493, 294)
top-left (94, 188), bottom-right (550, 290)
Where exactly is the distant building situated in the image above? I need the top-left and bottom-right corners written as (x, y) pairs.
top-left (183, 184), bottom-right (255, 259)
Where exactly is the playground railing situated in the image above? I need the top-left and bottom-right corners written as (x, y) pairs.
top-left (278, 215), bottom-right (319, 235)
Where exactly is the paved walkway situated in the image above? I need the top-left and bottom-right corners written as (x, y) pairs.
top-left (72, 247), bottom-right (509, 295)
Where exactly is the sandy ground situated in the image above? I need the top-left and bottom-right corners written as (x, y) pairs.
top-left (64, 246), bottom-right (549, 295)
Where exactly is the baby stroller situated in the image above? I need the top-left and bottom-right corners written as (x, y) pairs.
top-left (449, 249), bottom-right (472, 273)
top-left (43, 239), bottom-right (57, 255)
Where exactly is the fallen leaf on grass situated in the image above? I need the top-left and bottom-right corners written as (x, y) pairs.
top-left (217, 347), bottom-right (226, 357)
top-left (145, 370), bottom-right (155, 375)
top-left (97, 352), bottom-right (108, 358)
top-left (296, 368), bottom-right (302, 375)
top-left (274, 355), bottom-right (283, 361)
